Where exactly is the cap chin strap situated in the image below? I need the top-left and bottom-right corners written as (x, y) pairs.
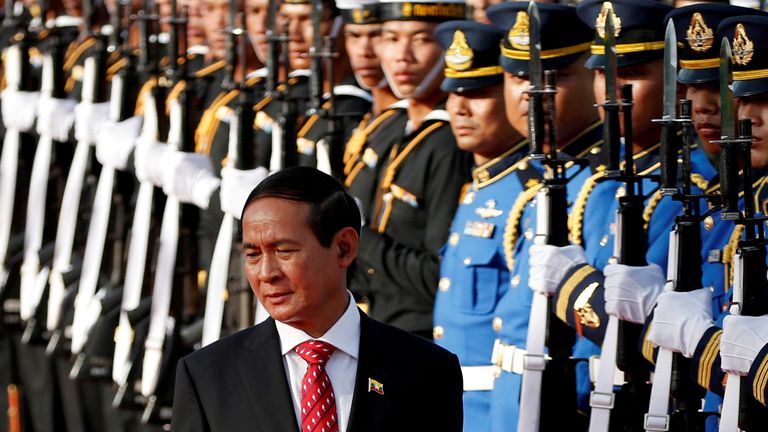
top-left (382, 60), bottom-right (444, 99)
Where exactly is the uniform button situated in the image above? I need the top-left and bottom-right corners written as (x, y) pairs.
top-left (492, 317), bottom-right (503, 332)
top-left (367, 267), bottom-right (375, 275)
top-left (463, 257), bottom-right (472, 266)
top-left (449, 233), bottom-right (460, 246)
top-left (439, 277), bottom-right (451, 292)
top-left (615, 187), bottom-right (626, 198)
top-left (704, 216), bottom-right (714, 231)
top-left (433, 326), bottom-right (445, 340)
top-left (519, 161), bottom-right (528, 171)
top-left (525, 229), bottom-right (534, 240)
top-left (599, 235), bottom-right (609, 247)
top-left (511, 275), bottom-right (521, 287)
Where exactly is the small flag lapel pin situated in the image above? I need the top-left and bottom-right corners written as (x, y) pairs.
top-left (368, 378), bottom-right (384, 395)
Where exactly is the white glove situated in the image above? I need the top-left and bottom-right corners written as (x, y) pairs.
top-left (649, 288), bottom-right (714, 358)
top-left (2, 89), bottom-right (40, 131)
top-left (528, 244), bottom-right (587, 296)
top-left (721, 315), bottom-right (768, 376)
top-left (95, 116), bottom-right (143, 170)
top-left (220, 166), bottom-right (269, 218)
top-left (36, 96), bottom-right (77, 142)
top-left (162, 150), bottom-right (221, 209)
top-left (604, 263), bottom-right (665, 324)
top-left (74, 101), bottom-right (111, 143)
top-left (134, 138), bottom-right (170, 187)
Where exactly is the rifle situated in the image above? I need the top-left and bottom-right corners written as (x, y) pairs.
top-left (519, 2), bottom-right (579, 430)
top-left (141, 2), bottom-right (198, 422)
top-left (716, 37), bottom-right (768, 432)
top-left (589, 11), bottom-right (655, 432)
top-left (268, 12), bottom-right (298, 171)
top-left (644, 20), bottom-right (717, 431)
top-left (201, 4), bottom-right (261, 346)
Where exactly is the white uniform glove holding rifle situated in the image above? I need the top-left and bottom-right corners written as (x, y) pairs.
top-left (162, 150), bottom-right (221, 210)
top-left (2, 89), bottom-right (40, 132)
top-left (36, 95), bottom-right (77, 142)
top-left (95, 116), bottom-right (143, 170)
top-left (721, 315), bottom-right (768, 375)
top-left (74, 101), bottom-right (111, 143)
top-left (219, 165), bottom-right (269, 218)
top-left (604, 263), bottom-right (665, 324)
top-left (528, 244), bottom-right (586, 296)
top-left (648, 287), bottom-right (714, 357)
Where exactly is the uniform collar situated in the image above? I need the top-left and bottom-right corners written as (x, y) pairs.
top-left (472, 139), bottom-right (530, 189)
top-left (560, 120), bottom-right (603, 159)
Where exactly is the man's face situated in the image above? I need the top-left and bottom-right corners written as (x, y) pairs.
top-left (242, 198), bottom-right (355, 333)
top-left (686, 81), bottom-right (721, 156)
top-left (201, 0), bottom-right (230, 59)
top-left (467, 0), bottom-right (503, 24)
top-left (345, 22), bottom-right (384, 89)
top-left (186, 0), bottom-right (207, 48)
top-left (447, 83), bottom-right (519, 161)
top-left (378, 20), bottom-right (443, 98)
top-left (245, 0), bottom-right (271, 63)
top-left (503, 56), bottom-right (597, 147)
top-left (593, 59), bottom-right (664, 149)
top-left (737, 93), bottom-right (768, 169)
top-left (279, 3), bottom-right (332, 70)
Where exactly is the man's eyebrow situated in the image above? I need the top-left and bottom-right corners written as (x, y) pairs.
top-left (242, 239), bottom-right (299, 250)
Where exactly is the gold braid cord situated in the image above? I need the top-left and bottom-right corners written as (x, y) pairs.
top-left (722, 224), bottom-right (744, 292)
top-left (568, 169), bottom-right (604, 245)
top-left (503, 182), bottom-right (543, 271)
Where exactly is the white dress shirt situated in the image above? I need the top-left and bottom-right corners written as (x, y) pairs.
top-left (275, 291), bottom-right (360, 432)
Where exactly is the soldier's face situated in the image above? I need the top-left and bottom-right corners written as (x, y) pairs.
top-left (686, 81), bottom-right (721, 156)
top-left (245, 0), bottom-right (271, 63)
top-left (447, 83), bottom-right (520, 164)
top-left (467, 0), bottom-right (504, 24)
top-left (503, 56), bottom-right (598, 149)
top-left (279, 3), bottom-right (332, 70)
top-left (201, 0), bottom-right (230, 59)
top-left (593, 59), bottom-right (664, 150)
top-left (737, 93), bottom-right (768, 169)
top-left (242, 198), bottom-right (357, 336)
top-left (345, 23), bottom-right (384, 90)
top-left (186, 0), bottom-right (207, 48)
top-left (378, 20), bottom-right (443, 98)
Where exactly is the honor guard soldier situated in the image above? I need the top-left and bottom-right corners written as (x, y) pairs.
top-left (650, 14), bottom-right (768, 431)
top-left (351, 0), bottom-right (472, 339)
top-left (484, 3), bottom-right (603, 429)
top-left (430, 20), bottom-right (526, 432)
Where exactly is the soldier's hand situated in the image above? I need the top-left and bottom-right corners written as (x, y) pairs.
top-left (36, 95), bottom-right (77, 142)
top-left (162, 150), bottom-right (221, 209)
top-left (1, 89), bottom-right (40, 132)
top-left (96, 116), bottom-right (143, 170)
top-left (721, 315), bottom-right (768, 376)
top-left (604, 263), bottom-right (664, 324)
top-left (528, 244), bottom-right (586, 296)
top-left (74, 101), bottom-right (111, 143)
top-left (220, 166), bottom-right (269, 219)
top-left (648, 288), bottom-right (714, 357)
top-left (134, 138), bottom-right (170, 187)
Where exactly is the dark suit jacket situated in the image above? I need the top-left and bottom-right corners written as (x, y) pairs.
top-left (171, 309), bottom-right (464, 431)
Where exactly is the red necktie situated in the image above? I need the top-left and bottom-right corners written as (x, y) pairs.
top-left (294, 340), bottom-right (339, 432)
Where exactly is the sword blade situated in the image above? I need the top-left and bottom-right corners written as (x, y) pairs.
top-left (604, 11), bottom-right (617, 105)
top-left (720, 37), bottom-right (734, 140)
top-left (662, 19), bottom-right (677, 120)
top-left (528, 1), bottom-right (542, 90)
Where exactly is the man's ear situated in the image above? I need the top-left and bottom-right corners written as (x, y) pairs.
top-left (335, 227), bottom-right (359, 266)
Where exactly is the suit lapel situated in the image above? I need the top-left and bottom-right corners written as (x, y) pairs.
top-left (236, 319), bottom-right (300, 432)
top-left (347, 311), bottom-right (391, 431)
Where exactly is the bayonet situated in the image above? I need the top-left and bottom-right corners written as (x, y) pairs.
top-left (718, 38), bottom-right (739, 219)
top-left (528, 1), bottom-right (544, 159)
top-left (658, 20), bottom-right (680, 194)
top-left (603, 10), bottom-right (620, 175)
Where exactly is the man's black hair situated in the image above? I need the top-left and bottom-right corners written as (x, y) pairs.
top-left (241, 167), bottom-right (361, 248)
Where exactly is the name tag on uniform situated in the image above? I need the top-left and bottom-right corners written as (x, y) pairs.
top-left (708, 249), bottom-right (722, 263)
top-left (463, 220), bottom-right (495, 238)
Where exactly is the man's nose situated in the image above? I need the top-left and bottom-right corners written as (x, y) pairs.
top-left (257, 254), bottom-right (281, 283)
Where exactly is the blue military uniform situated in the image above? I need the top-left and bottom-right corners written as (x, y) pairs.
top-left (484, 4), bottom-right (602, 430)
top-left (428, 21), bottom-right (527, 431)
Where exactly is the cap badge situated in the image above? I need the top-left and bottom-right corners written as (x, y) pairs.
top-left (352, 8), bottom-right (369, 23)
top-left (732, 23), bottom-right (754, 66)
top-left (508, 11), bottom-right (530, 50)
top-left (686, 13), bottom-right (714, 53)
top-left (595, 1), bottom-right (621, 39)
top-left (445, 29), bottom-right (473, 71)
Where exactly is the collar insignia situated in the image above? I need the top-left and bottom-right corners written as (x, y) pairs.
top-left (475, 199), bottom-right (504, 219)
top-left (732, 23), bottom-right (754, 66)
top-left (686, 13), bottom-right (714, 52)
top-left (508, 11), bottom-right (530, 50)
top-left (445, 30), bottom-right (473, 71)
top-left (595, 2), bottom-right (621, 39)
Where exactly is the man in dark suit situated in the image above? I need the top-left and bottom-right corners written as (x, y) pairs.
top-left (171, 166), bottom-right (464, 431)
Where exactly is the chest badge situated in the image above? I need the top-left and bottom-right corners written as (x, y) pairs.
top-left (475, 199), bottom-right (504, 219)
